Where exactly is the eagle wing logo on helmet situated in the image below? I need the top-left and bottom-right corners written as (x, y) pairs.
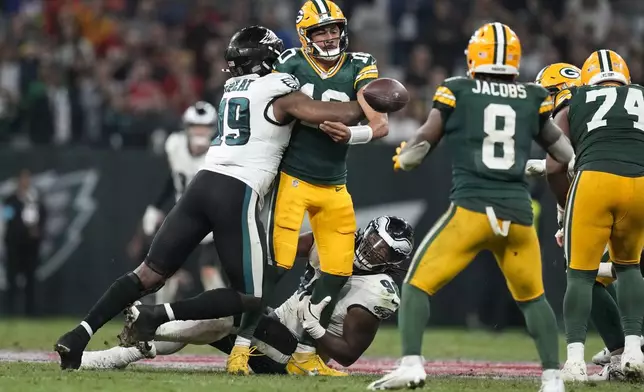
top-left (0, 169), bottom-right (99, 290)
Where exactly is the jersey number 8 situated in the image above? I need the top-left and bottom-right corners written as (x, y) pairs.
top-left (213, 97), bottom-right (251, 146)
top-left (482, 103), bottom-right (516, 170)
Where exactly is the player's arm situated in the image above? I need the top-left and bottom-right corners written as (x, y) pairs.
top-left (272, 91), bottom-right (363, 126)
top-left (546, 105), bottom-right (573, 207)
top-left (316, 306), bottom-right (380, 367)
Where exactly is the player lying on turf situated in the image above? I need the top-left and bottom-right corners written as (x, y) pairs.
top-left (79, 216), bottom-right (414, 374)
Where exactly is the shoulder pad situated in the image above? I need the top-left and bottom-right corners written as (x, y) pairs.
top-left (164, 131), bottom-right (187, 155)
top-left (253, 72), bottom-right (301, 98)
top-left (273, 48), bottom-right (301, 73)
top-left (348, 52), bottom-right (377, 67)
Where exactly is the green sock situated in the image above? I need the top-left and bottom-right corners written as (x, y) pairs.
top-left (590, 282), bottom-right (624, 351)
top-left (237, 265), bottom-right (288, 340)
top-left (400, 283), bottom-right (430, 356)
top-left (564, 268), bottom-right (597, 344)
top-left (614, 263), bottom-right (644, 336)
top-left (300, 273), bottom-right (348, 347)
top-left (517, 295), bottom-right (560, 369)
top-left (606, 281), bottom-right (617, 301)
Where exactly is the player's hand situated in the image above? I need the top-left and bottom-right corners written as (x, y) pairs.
top-left (555, 204), bottom-right (565, 247)
top-left (392, 141), bottom-right (407, 171)
top-left (142, 205), bottom-right (165, 236)
top-left (555, 229), bottom-right (564, 248)
top-left (525, 159), bottom-right (546, 177)
top-left (297, 294), bottom-right (330, 340)
top-left (319, 121), bottom-right (351, 143)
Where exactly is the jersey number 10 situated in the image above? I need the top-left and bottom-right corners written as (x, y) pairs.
top-left (213, 97), bottom-right (251, 146)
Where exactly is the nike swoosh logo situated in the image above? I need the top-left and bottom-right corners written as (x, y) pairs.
top-left (335, 187), bottom-right (343, 192)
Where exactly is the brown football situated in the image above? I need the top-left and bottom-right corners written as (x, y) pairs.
top-left (363, 78), bottom-right (410, 113)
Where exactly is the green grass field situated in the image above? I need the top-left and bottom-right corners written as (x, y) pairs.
top-left (0, 318), bottom-right (633, 392)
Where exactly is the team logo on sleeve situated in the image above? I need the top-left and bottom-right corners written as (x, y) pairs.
top-left (281, 76), bottom-right (300, 91)
top-left (373, 305), bottom-right (394, 319)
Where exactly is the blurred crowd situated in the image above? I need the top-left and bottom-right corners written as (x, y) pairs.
top-left (0, 0), bottom-right (642, 148)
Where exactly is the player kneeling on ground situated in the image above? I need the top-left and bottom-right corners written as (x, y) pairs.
top-left (79, 216), bottom-right (414, 374)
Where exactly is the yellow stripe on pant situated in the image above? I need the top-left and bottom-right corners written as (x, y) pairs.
top-left (406, 204), bottom-right (545, 302)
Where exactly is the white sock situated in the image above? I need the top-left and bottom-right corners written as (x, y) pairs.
top-left (567, 342), bottom-right (585, 362)
top-left (154, 318), bottom-right (234, 345)
top-left (234, 336), bottom-right (251, 347)
top-left (400, 355), bottom-right (424, 367)
top-left (625, 335), bottom-right (642, 352)
top-left (80, 346), bottom-right (143, 369)
top-left (295, 343), bottom-right (316, 354)
top-left (542, 368), bottom-right (560, 381)
top-left (79, 321), bottom-right (93, 338)
top-left (163, 303), bottom-right (175, 321)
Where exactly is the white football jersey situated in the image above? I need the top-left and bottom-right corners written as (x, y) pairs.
top-left (274, 242), bottom-right (400, 339)
top-left (164, 131), bottom-right (213, 244)
top-left (202, 72), bottom-right (299, 199)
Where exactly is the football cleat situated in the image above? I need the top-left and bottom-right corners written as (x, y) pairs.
top-left (539, 369), bottom-right (565, 392)
top-left (118, 301), bottom-right (162, 346)
top-left (621, 347), bottom-right (644, 382)
top-left (226, 345), bottom-right (263, 375)
top-left (54, 330), bottom-right (87, 370)
top-left (286, 352), bottom-right (348, 376)
top-left (560, 359), bottom-right (587, 382)
top-left (367, 356), bottom-right (426, 390)
top-left (592, 347), bottom-right (612, 366)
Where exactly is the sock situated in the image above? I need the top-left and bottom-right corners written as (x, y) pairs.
top-left (234, 336), bottom-right (251, 347)
top-left (614, 263), bottom-right (644, 336)
top-left (400, 283), bottom-right (429, 356)
top-left (590, 282), bottom-right (624, 352)
top-left (168, 288), bottom-right (244, 321)
top-left (563, 268), bottom-right (596, 344)
top-left (81, 272), bottom-right (145, 341)
top-left (517, 295), bottom-right (560, 369)
top-left (299, 272), bottom-right (348, 347)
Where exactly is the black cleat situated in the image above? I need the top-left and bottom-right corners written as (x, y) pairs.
top-left (54, 330), bottom-right (86, 370)
top-left (118, 302), bottom-right (162, 346)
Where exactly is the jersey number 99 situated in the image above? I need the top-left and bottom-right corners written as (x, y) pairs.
top-left (213, 97), bottom-right (251, 146)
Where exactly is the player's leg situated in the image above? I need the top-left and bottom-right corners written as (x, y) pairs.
top-left (590, 279), bottom-right (624, 365)
top-left (54, 173), bottom-right (214, 369)
top-left (368, 205), bottom-right (486, 390)
top-left (491, 223), bottom-right (561, 388)
top-left (287, 183), bottom-right (355, 376)
top-left (562, 171), bottom-right (615, 380)
top-left (607, 175), bottom-right (644, 377)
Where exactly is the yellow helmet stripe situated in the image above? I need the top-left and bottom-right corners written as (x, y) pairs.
top-left (492, 22), bottom-right (507, 66)
top-left (312, 0), bottom-right (329, 14)
top-left (598, 50), bottom-right (613, 72)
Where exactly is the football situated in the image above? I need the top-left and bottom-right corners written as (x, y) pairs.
top-left (362, 78), bottom-right (410, 113)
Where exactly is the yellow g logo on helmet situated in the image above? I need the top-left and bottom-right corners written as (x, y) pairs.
top-left (535, 63), bottom-right (581, 94)
top-left (296, 0), bottom-right (348, 60)
top-left (581, 49), bottom-right (631, 86)
top-left (465, 22), bottom-right (521, 77)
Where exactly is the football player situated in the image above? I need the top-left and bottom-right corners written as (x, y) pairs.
top-left (368, 23), bottom-right (574, 392)
top-left (141, 102), bottom-right (226, 304)
top-left (545, 49), bottom-right (644, 381)
top-left (529, 63), bottom-right (630, 380)
top-left (263, 0), bottom-right (389, 376)
top-left (79, 216), bottom-right (414, 375)
top-left (53, 25), bottom-right (375, 371)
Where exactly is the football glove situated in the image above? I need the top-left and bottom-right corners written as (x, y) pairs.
top-left (392, 141), bottom-right (406, 171)
top-left (297, 294), bottom-right (331, 340)
top-left (525, 159), bottom-right (546, 177)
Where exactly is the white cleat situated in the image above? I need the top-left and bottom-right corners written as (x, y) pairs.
top-left (539, 369), bottom-right (565, 392)
top-left (591, 347), bottom-right (611, 366)
top-left (588, 355), bottom-right (624, 382)
top-left (80, 342), bottom-right (156, 370)
top-left (620, 348), bottom-right (644, 381)
top-left (560, 359), bottom-right (587, 382)
top-left (367, 356), bottom-right (426, 390)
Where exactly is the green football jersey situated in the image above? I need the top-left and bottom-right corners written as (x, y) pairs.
top-left (273, 48), bottom-right (378, 185)
top-left (434, 76), bottom-right (553, 225)
top-left (563, 84), bottom-right (644, 177)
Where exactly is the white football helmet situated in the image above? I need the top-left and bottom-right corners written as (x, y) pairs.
top-left (183, 101), bottom-right (216, 151)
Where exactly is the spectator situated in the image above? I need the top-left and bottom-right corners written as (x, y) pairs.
top-left (2, 169), bottom-right (46, 317)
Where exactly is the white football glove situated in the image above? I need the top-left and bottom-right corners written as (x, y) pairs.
top-left (142, 205), bottom-right (164, 236)
top-left (525, 159), bottom-right (546, 177)
top-left (297, 294), bottom-right (331, 340)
